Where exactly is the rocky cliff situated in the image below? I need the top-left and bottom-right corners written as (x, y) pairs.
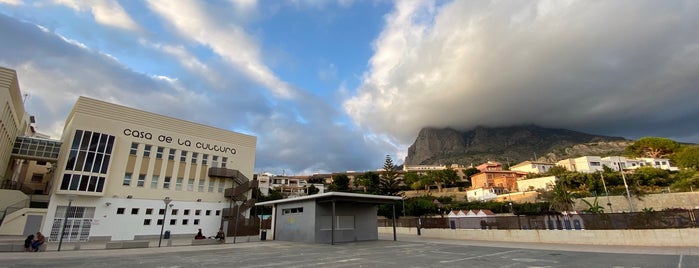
top-left (404, 125), bottom-right (629, 166)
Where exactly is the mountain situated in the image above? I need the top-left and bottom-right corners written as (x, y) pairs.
top-left (404, 125), bottom-right (630, 166)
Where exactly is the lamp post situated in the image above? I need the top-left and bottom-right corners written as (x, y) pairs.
top-left (158, 197), bottom-right (172, 247)
top-left (618, 158), bottom-right (635, 212)
top-left (233, 200), bottom-right (243, 244)
top-left (58, 195), bottom-right (76, 251)
top-left (600, 171), bottom-right (613, 213)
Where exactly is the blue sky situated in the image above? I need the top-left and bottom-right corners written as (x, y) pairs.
top-left (1, 0), bottom-right (699, 175)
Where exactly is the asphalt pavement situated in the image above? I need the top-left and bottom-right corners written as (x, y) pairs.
top-left (0, 233), bottom-right (697, 267)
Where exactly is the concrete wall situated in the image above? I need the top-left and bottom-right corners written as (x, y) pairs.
top-left (378, 227), bottom-right (699, 247)
top-left (315, 202), bottom-right (379, 243)
top-left (274, 200), bottom-right (316, 243)
top-left (574, 192), bottom-right (699, 212)
top-left (0, 208), bottom-right (46, 235)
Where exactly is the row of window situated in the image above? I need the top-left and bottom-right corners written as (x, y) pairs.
top-left (145, 218), bottom-right (200, 226)
top-left (123, 173), bottom-right (226, 193)
top-left (115, 207), bottom-right (221, 217)
top-left (281, 207), bottom-right (304, 215)
top-left (60, 130), bottom-right (115, 193)
top-left (130, 142), bottom-right (228, 167)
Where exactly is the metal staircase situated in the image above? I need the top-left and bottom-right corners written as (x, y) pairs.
top-left (208, 167), bottom-right (260, 236)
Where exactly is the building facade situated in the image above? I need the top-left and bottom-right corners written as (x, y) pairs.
top-left (0, 67), bottom-right (30, 183)
top-left (43, 97), bottom-right (256, 241)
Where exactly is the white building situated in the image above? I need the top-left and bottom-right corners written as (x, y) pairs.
top-left (465, 188), bottom-right (499, 202)
top-left (42, 97), bottom-right (257, 241)
top-left (516, 176), bottom-right (557, 192)
top-left (510, 161), bottom-right (555, 174)
top-left (556, 156), bottom-right (605, 173)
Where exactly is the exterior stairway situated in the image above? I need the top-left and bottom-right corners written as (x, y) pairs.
top-left (208, 167), bottom-right (260, 236)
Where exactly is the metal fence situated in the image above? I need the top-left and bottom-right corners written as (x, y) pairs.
top-left (378, 209), bottom-right (699, 230)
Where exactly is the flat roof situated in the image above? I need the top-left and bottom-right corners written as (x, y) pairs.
top-left (255, 192), bottom-right (402, 206)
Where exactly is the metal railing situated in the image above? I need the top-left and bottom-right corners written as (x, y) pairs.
top-left (378, 209), bottom-right (699, 230)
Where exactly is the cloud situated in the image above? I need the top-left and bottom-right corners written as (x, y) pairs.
top-left (53, 0), bottom-right (139, 31)
top-left (0, 0), bottom-right (23, 6)
top-left (345, 0), bottom-right (699, 145)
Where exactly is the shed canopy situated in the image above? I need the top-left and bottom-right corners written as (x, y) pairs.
top-left (255, 192), bottom-right (403, 206)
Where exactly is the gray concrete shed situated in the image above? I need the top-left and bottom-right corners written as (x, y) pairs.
top-left (256, 192), bottom-right (401, 244)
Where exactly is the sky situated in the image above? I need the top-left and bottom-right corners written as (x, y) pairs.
top-left (1, 0), bottom-right (698, 176)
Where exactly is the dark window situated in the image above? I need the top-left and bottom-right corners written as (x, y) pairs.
top-left (206, 210), bottom-right (212, 216)
top-left (170, 219), bottom-right (176, 225)
top-left (171, 209), bottom-right (178, 216)
top-left (146, 208), bottom-right (153, 215)
top-left (194, 219), bottom-right (200, 225)
top-left (157, 219), bottom-right (163, 225)
top-left (215, 210), bottom-right (221, 216)
top-left (31, 173), bottom-right (43, 183)
top-left (159, 209), bottom-right (165, 215)
top-left (195, 210), bottom-right (201, 216)
top-left (182, 219), bottom-right (189, 225)
top-left (184, 209), bottom-right (190, 215)
top-left (116, 208), bottom-right (125, 214)
top-left (131, 208), bottom-right (139, 215)
top-left (143, 219), bottom-right (151, 225)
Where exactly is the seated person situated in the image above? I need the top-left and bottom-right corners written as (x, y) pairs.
top-left (215, 228), bottom-right (225, 242)
top-left (24, 234), bottom-right (34, 252)
top-left (194, 228), bottom-right (206, 240)
top-left (31, 232), bottom-right (45, 252)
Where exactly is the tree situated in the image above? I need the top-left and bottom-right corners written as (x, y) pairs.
top-left (306, 184), bottom-right (320, 195)
top-left (549, 180), bottom-right (574, 212)
top-left (581, 197), bottom-right (604, 214)
top-left (626, 137), bottom-right (681, 158)
top-left (329, 174), bottom-right (350, 192)
top-left (462, 167), bottom-right (480, 178)
top-left (672, 146), bottom-right (699, 169)
top-left (355, 172), bottom-right (381, 194)
top-left (379, 155), bottom-right (402, 196)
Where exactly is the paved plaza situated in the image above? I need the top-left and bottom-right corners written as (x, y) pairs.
top-left (1, 234), bottom-right (698, 268)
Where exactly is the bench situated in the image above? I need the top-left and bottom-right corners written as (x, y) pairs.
top-left (0, 243), bottom-right (46, 252)
top-left (105, 240), bottom-right (150, 249)
top-left (191, 239), bottom-right (223, 245)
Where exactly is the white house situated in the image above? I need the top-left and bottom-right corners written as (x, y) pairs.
top-left (510, 161), bottom-right (555, 174)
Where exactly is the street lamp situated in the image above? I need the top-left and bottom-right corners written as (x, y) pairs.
top-left (158, 197), bottom-right (172, 247)
top-left (233, 200), bottom-right (243, 244)
top-left (58, 195), bottom-right (76, 251)
top-left (618, 158), bottom-right (635, 212)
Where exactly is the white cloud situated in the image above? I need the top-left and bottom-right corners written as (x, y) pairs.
top-left (0, 0), bottom-right (23, 6)
top-left (345, 0), bottom-right (699, 145)
top-left (53, 0), bottom-right (139, 31)
top-left (147, 0), bottom-right (296, 99)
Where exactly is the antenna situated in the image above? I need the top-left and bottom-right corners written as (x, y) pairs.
top-left (23, 93), bottom-right (29, 103)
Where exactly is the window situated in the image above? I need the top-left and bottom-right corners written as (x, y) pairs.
top-left (123, 173), bottom-right (132, 186)
top-left (187, 179), bottom-right (194, 191)
top-left (182, 219), bottom-right (189, 225)
top-left (206, 210), bottom-right (211, 216)
top-left (164, 177), bottom-right (171, 189)
top-left (60, 130), bottom-right (114, 193)
top-left (212, 156), bottom-right (218, 167)
top-left (282, 207), bottom-right (304, 215)
top-left (168, 149), bottom-right (175, 160)
top-left (176, 178), bottom-right (183, 191)
top-left (221, 157), bottom-right (227, 168)
top-left (159, 209), bottom-right (165, 215)
top-left (198, 179), bottom-right (205, 192)
top-left (180, 151), bottom-right (187, 162)
top-left (146, 208), bottom-right (153, 215)
top-left (131, 208), bottom-right (139, 215)
top-left (171, 209), bottom-right (178, 216)
top-left (218, 180), bottom-right (224, 193)
top-left (193, 219), bottom-right (200, 225)
top-left (130, 142), bottom-right (138, 155)
top-left (31, 173), bottom-right (43, 183)
top-left (170, 219), bottom-right (176, 225)
top-left (143, 145), bottom-right (151, 157)
top-left (202, 154), bottom-right (208, 165)
top-left (137, 174), bottom-right (146, 187)
top-left (116, 208), bottom-right (125, 214)
top-left (156, 147), bottom-right (164, 159)
top-left (143, 219), bottom-right (151, 225)
top-left (215, 210), bottom-right (221, 216)
top-left (208, 180), bottom-right (215, 192)
top-left (184, 209), bottom-right (190, 216)
top-left (157, 219), bottom-right (163, 225)
top-left (191, 152), bottom-right (198, 164)
top-left (195, 210), bottom-right (201, 216)
top-left (151, 175), bottom-right (159, 189)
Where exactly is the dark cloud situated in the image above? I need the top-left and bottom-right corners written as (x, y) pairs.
top-left (346, 0), bottom-right (699, 145)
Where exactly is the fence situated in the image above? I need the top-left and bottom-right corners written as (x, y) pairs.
top-left (378, 209), bottom-right (699, 230)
